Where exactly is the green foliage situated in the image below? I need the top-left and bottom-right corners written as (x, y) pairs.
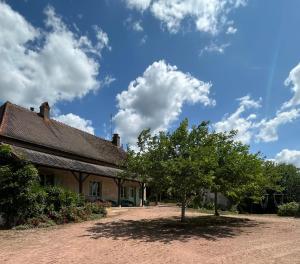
top-left (0, 144), bottom-right (13, 157)
top-left (84, 201), bottom-right (108, 215)
top-left (0, 145), bottom-right (41, 226)
top-left (202, 130), bottom-right (266, 215)
top-left (34, 187), bottom-right (107, 225)
top-left (239, 161), bottom-right (300, 213)
top-left (43, 186), bottom-right (85, 212)
top-left (42, 186), bottom-right (96, 225)
top-left (123, 119), bottom-right (279, 220)
top-left (277, 164), bottom-right (300, 202)
top-left (0, 144), bottom-right (107, 228)
top-left (277, 202), bottom-right (300, 217)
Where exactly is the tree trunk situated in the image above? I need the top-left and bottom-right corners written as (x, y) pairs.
top-left (155, 193), bottom-right (158, 206)
top-left (181, 193), bottom-right (187, 222)
top-left (181, 200), bottom-right (186, 222)
top-left (214, 191), bottom-right (219, 216)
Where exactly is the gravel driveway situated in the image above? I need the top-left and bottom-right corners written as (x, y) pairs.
top-left (0, 206), bottom-right (299, 264)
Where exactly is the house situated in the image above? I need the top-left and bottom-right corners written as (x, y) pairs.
top-left (0, 101), bottom-right (145, 206)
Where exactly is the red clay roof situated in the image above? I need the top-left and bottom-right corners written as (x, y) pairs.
top-left (0, 102), bottom-right (126, 166)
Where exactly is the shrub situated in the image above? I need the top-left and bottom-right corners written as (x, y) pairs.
top-left (24, 186), bottom-right (47, 220)
top-left (26, 215), bottom-right (56, 228)
top-left (64, 189), bottom-right (85, 207)
top-left (44, 186), bottom-right (84, 212)
top-left (0, 145), bottom-right (41, 227)
top-left (277, 202), bottom-right (300, 217)
top-left (0, 145), bottom-right (107, 228)
top-left (46, 203), bottom-right (106, 225)
top-left (84, 202), bottom-right (107, 216)
top-left (14, 215), bottom-right (56, 229)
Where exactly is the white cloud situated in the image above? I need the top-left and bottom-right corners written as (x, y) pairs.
top-left (214, 94), bottom-right (300, 144)
top-left (0, 3), bottom-right (110, 108)
top-left (200, 42), bottom-right (230, 55)
top-left (124, 0), bottom-right (152, 11)
top-left (256, 109), bottom-right (300, 142)
top-left (114, 60), bottom-right (215, 145)
top-left (124, 16), bottom-right (144, 32)
top-left (94, 25), bottom-right (111, 52)
top-left (140, 35), bottom-right (148, 45)
top-left (124, 0), bottom-right (247, 35)
top-left (274, 149), bottom-right (300, 167)
top-left (214, 95), bottom-right (261, 144)
top-left (282, 63), bottom-right (300, 109)
top-left (255, 63), bottom-right (300, 142)
top-left (54, 113), bottom-right (95, 134)
top-left (226, 26), bottom-right (237, 34)
top-left (101, 75), bottom-right (116, 87)
top-left (132, 20), bottom-right (144, 32)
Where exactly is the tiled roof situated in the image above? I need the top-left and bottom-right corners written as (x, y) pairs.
top-left (0, 102), bottom-right (126, 166)
top-left (11, 145), bottom-right (123, 178)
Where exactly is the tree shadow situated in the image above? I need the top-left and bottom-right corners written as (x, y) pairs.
top-left (84, 215), bottom-right (261, 244)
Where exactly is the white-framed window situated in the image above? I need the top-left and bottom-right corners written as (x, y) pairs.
top-left (121, 186), bottom-right (127, 198)
top-left (89, 181), bottom-right (102, 197)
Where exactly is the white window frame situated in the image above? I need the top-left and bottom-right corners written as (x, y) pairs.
top-left (89, 181), bottom-right (102, 198)
top-left (121, 186), bottom-right (127, 198)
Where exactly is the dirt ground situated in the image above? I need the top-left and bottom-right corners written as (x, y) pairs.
top-left (0, 206), bottom-right (299, 264)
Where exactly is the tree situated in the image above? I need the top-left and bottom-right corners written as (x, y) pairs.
top-left (205, 131), bottom-right (265, 215)
top-left (123, 119), bottom-right (275, 220)
top-left (0, 144), bottom-right (41, 227)
top-left (165, 120), bottom-right (214, 221)
top-left (277, 163), bottom-right (300, 202)
top-left (120, 129), bottom-right (171, 203)
top-left (123, 120), bottom-right (214, 222)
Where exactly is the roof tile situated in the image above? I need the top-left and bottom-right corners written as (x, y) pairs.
top-left (0, 102), bottom-right (126, 166)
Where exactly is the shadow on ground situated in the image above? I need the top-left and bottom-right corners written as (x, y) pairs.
top-left (85, 215), bottom-right (260, 243)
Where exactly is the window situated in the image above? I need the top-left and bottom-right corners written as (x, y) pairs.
top-left (40, 174), bottom-right (55, 186)
top-left (121, 186), bottom-right (127, 198)
top-left (89, 181), bottom-right (102, 197)
top-left (130, 188), bottom-right (135, 198)
top-left (139, 187), bottom-right (143, 199)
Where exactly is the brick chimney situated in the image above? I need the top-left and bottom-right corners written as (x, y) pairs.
top-left (39, 102), bottom-right (50, 120)
top-left (112, 133), bottom-right (120, 147)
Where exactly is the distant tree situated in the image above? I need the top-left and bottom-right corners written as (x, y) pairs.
top-left (0, 144), bottom-right (41, 227)
top-left (277, 163), bottom-right (300, 202)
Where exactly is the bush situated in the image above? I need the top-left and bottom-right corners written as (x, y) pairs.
top-left (26, 215), bottom-right (56, 227)
top-left (84, 202), bottom-right (107, 216)
top-left (44, 186), bottom-right (85, 212)
top-left (277, 202), bottom-right (300, 217)
top-left (46, 204), bottom-right (106, 225)
top-left (0, 145), bottom-right (107, 228)
top-left (0, 145), bottom-right (41, 227)
top-left (43, 188), bottom-right (107, 224)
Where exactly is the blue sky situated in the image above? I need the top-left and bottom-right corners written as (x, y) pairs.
top-left (1, 0), bottom-right (300, 165)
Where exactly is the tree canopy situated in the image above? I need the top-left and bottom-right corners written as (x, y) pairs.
top-left (122, 119), bottom-right (280, 221)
